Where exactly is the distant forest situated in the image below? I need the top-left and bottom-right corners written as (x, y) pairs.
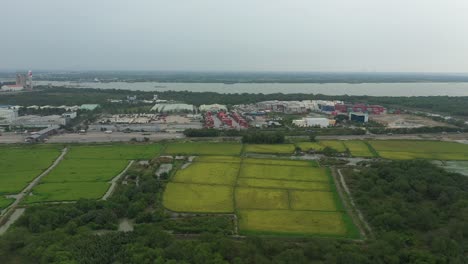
top-left (1, 87), bottom-right (468, 117)
top-left (2, 71), bottom-right (468, 83)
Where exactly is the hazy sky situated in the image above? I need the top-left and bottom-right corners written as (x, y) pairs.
top-left (1, 0), bottom-right (468, 72)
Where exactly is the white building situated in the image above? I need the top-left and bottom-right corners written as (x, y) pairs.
top-left (199, 104), bottom-right (227, 112)
top-left (1, 84), bottom-right (24, 92)
top-left (292, 117), bottom-right (330, 128)
top-left (62, 112), bottom-right (77, 119)
top-left (0, 108), bottom-right (18, 123)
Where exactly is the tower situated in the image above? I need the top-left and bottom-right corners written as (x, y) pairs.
top-left (27, 70), bottom-right (33, 90)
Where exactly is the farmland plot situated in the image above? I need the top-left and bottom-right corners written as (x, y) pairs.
top-left (0, 145), bottom-right (62, 194)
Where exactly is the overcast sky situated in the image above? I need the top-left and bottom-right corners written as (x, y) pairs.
top-left (1, 0), bottom-right (468, 72)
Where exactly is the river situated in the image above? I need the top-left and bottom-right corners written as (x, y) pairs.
top-left (34, 81), bottom-right (468, 96)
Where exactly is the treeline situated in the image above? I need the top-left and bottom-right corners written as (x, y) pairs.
top-left (347, 160), bottom-right (468, 263)
top-left (368, 126), bottom-right (467, 134)
top-left (241, 132), bottom-right (285, 144)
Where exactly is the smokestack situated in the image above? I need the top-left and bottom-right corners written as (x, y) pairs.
top-left (28, 70), bottom-right (33, 90)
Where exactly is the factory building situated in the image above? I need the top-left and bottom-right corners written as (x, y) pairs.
top-left (199, 104), bottom-right (227, 112)
top-left (80, 104), bottom-right (100, 111)
top-left (0, 107), bottom-right (18, 123)
top-left (12, 115), bottom-right (68, 127)
top-left (292, 117), bottom-right (332, 128)
top-left (349, 112), bottom-right (369, 123)
top-left (0, 71), bottom-right (33, 92)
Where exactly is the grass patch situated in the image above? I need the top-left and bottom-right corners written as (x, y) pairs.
top-left (238, 210), bottom-right (348, 236)
top-left (173, 162), bottom-right (239, 185)
top-left (244, 144), bottom-right (295, 154)
top-left (0, 196), bottom-right (14, 209)
top-left (165, 142), bottom-right (242, 156)
top-left (240, 164), bottom-right (329, 182)
top-left (235, 187), bottom-right (289, 210)
top-left (25, 182), bottom-right (110, 203)
top-left (163, 183), bottom-right (234, 213)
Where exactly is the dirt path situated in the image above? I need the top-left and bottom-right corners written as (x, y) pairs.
top-left (335, 168), bottom-right (373, 236)
top-left (0, 209), bottom-right (25, 235)
top-left (102, 160), bottom-right (134, 200)
top-left (0, 147), bottom-right (68, 234)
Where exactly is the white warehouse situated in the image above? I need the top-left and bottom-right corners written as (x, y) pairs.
top-left (0, 107), bottom-right (18, 123)
top-left (292, 117), bottom-right (330, 128)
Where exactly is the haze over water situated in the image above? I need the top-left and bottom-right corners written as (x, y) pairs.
top-left (36, 81), bottom-right (468, 97)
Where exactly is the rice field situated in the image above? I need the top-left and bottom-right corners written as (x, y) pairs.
top-left (165, 142), bottom-right (242, 155)
top-left (235, 187), bottom-right (289, 210)
top-left (0, 145), bottom-right (62, 194)
top-left (162, 154), bottom-right (358, 237)
top-left (237, 178), bottom-right (331, 191)
top-left (243, 158), bottom-right (318, 167)
top-left (27, 144), bottom-right (161, 203)
top-left (240, 164), bottom-right (329, 182)
top-left (289, 190), bottom-right (338, 211)
top-left (195, 156), bottom-right (242, 163)
top-left (163, 182), bottom-right (234, 213)
top-left (369, 140), bottom-right (468, 160)
top-left (238, 210), bottom-right (348, 236)
top-left (244, 144), bottom-right (295, 154)
top-left (173, 162), bottom-right (239, 185)
top-left (343, 141), bottom-right (375, 157)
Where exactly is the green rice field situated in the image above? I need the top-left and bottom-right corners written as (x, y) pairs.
top-left (0, 145), bottom-right (62, 194)
top-left (238, 210), bottom-right (348, 236)
top-left (163, 182), bottom-right (234, 213)
top-left (343, 141), bottom-right (375, 157)
top-left (162, 155), bottom-right (358, 238)
top-left (369, 140), bottom-right (468, 160)
top-left (240, 164), bottom-right (329, 182)
top-left (165, 142), bottom-right (242, 155)
top-left (235, 187), bottom-right (289, 210)
top-left (27, 144), bottom-right (161, 203)
top-left (244, 144), bottom-right (295, 154)
top-left (173, 162), bottom-right (239, 185)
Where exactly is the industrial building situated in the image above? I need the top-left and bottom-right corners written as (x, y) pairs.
top-left (292, 117), bottom-right (332, 128)
top-left (199, 104), bottom-right (227, 112)
top-left (0, 107), bottom-right (18, 123)
top-left (80, 104), bottom-right (100, 111)
top-left (151, 103), bottom-right (196, 113)
top-left (335, 103), bottom-right (386, 115)
top-left (12, 115), bottom-right (68, 127)
top-left (0, 71), bottom-right (33, 91)
top-left (256, 100), bottom-right (343, 114)
top-left (25, 125), bottom-right (59, 143)
top-left (349, 112), bottom-right (369, 123)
